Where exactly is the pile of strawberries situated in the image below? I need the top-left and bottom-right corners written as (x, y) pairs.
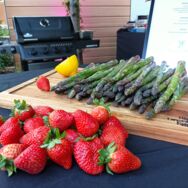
top-left (0, 99), bottom-right (141, 176)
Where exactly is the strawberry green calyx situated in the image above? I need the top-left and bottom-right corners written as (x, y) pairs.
top-left (98, 142), bottom-right (117, 175)
top-left (0, 115), bottom-right (5, 122)
top-left (93, 98), bottom-right (111, 113)
top-left (82, 134), bottom-right (98, 142)
top-left (74, 134), bottom-right (98, 143)
top-left (43, 116), bottom-right (50, 126)
top-left (0, 115), bottom-right (5, 126)
top-left (14, 100), bottom-right (28, 111)
top-left (0, 154), bottom-right (16, 176)
top-left (41, 128), bottom-right (66, 149)
top-left (11, 99), bottom-right (30, 117)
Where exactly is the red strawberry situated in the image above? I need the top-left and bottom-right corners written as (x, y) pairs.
top-left (24, 116), bottom-right (45, 133)
top-left (91, 106), bottom-right (110, 125)
top-left (0, 115), bottom-right (4, 126)
top-left (73, 110), bottom-right (99, 137)
top-left (49, 110), bottom-right (74, 132)
top-left (20, 126), bottom-right (50, 146)
top-left (0, 144), bottom-right (26, 160)
top-left (65, 129), bottom-right (79, 145)
top-left (0, 125), bottom-right (24, 146)
top-left (42, 129), bottom-right (72, 169)
top-left (0, 117), bottom-right (19, 134)
top-left (74, 137), bottom-right (104, 175)
top-left (0, 144), bottom-right (26, 176)
top-left (14, 144), bottom-right (47, 174)
top-left (13, 100), bottom-right (35, 121)
top-left (100, 116), bottom-right (128, 146)
top-left (33, 105), bottom-right (54, 117)
top-left (36, 76), bottom-right (50, 92)
top-left (99, 143), bottom-right (141, 174)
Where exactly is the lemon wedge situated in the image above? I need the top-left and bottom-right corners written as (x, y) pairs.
top-left (55, 55), bottom-right (79, 77)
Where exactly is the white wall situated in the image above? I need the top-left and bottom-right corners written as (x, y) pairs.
top-left (131, 0), bottom-right (151, 21)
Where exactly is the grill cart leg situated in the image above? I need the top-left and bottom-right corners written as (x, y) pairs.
top-left (21, 60), bottom-right (29, 71)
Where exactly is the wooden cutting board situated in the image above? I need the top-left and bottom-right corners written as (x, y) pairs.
top-left (1, 70), bottom-right (188, 146)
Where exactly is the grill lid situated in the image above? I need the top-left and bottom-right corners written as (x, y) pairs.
top-left (13, 16), bottom-right (76, 43)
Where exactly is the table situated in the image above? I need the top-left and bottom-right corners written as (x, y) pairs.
top-left (0, 69), bottom-right (188, 188)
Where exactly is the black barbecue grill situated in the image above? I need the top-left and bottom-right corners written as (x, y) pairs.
top-left (0, 16), bottom-right (100, 71)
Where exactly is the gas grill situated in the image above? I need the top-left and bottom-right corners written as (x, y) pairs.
top-left (0, 16), bottom-right (100, 71)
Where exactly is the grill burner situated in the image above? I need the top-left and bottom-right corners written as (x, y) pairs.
top-left (0, 16), bottom-right (100, 71)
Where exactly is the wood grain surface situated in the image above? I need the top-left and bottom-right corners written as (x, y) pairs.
top-left (1, 70), bottom-right (188, 146)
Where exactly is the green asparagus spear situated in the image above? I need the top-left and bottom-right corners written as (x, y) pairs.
top-left (124, 96), bottom-right (134, 105)
top-left (162, 77), bottom-right (188, 111)
top-left (117, 85), bottom-right (125, 92)
top-left (145, 100), bottom-right (158, 119)
top-left (142, 89), bottom-right (151, 97)
top-left (87, 97), bottom-right (94, 105)
top-left (138, 104), bottom-right (148, 114)
top-left (133, 80), bottom-right (156, 105)
top-left (73, 84), bottom-right (83, 92)
top-left (102, 83), bottom-right (112, 92)
top-left (117, 95), bottom-right (126, 103)
top-left (141, 66), bottom-right (160, 86)
top-left (80, 66), bottom-right (114, 84)
top-left (68, 89), bottom-right (77, 99)
top-left (122, 56), bottom-right (154, 79)
top-left (129, 102), bottom-right (138, 110)
top-left (151, 61), bottom-right (167, 96)
top-left (103, 91), bottom-right (116, 99)
top-left (82, 80), bottom-right (100, 92)
top-left (55, 82), bottom-right (75, 93)
top-left (153, 76), bottom-right (172, 95)
top-left (133, 90), bottom-right (143, 105)
top-left (95, 60), bottom-right (127, 92)
top-left (154, 61), bottom-right (186, 113)
top-left (115, 92), bottom-right (124, 102)
top-left (116, 65), bottom-right (146, 86)
top-left (159, 68), bottom-right (175, 82)
top-left (109, 56), bottom-right (142, 82)
top-left (145, 109), bottom-right (156, 120)
top-left (124, 62), bottom-right (156, 96)
top-left (113, 85), bottom-right (119, 93)
top-left (55, 60), bottom-right (119, 88)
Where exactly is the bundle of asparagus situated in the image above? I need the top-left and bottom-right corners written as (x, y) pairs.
top-left (53, 56), bottom-right (188, 119)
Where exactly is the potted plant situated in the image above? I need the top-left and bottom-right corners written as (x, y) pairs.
top-left (0, 52), bottom-right (15, 74)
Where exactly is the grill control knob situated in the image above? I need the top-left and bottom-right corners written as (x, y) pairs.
top-left (54, 47), bottom-right (61, 54)
top-left (43, 47), bottom-right (49, 55)
top-left (30, 49), bottom-right (38, 56)
top-left (10, 46), bottom-right (17, 54)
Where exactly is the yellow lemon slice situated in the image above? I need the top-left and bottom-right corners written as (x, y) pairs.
top-left (55, 55), bottom-right (79, 77)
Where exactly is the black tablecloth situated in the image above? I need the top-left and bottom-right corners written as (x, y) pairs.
top-left (0, 70), bottom-right (188, 188)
